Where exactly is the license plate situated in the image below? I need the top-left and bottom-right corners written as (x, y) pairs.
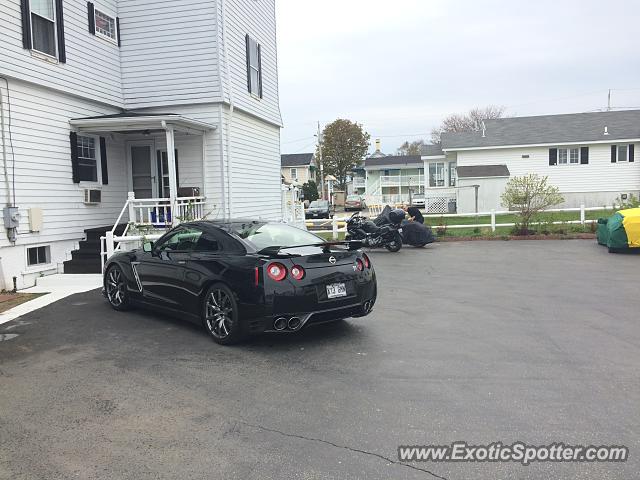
top-left (326, 283), bottom-right (347, 299)
top-left (312, 213), bottom-right (319, 217)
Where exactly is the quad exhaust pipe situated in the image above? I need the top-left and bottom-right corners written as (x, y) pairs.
top-left (273, 316), bottom-right (303, 331)
top-left (287, 316), bottom-right (301, 330)
top-left (273, 317), bottom-right (287, 331)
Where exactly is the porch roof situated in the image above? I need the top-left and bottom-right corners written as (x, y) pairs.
top-left (69, 112), bottom-right (216, 134)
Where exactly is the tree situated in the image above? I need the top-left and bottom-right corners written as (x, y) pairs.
top-left (397, 139), bottom-right (425, 156)
top-left (431, 106), bottom-right (506, 145)
top-left (501, 174), bottom-right (564, 234)
top-left (317, 119), bottom-right (370, 189)
top-left (301, 180), bottom-right (319, 202)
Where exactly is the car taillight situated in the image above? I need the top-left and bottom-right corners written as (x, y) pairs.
top-left (267, 262), bottom-right (287, 281)
top-left (290, 265), bottom-right (305, 280)
top-left (254, 266), bottom-right (260, 286)
top-left (356, 258), bottom-right (364, 271)
top-left (362, 253), bottom-right (371, 269)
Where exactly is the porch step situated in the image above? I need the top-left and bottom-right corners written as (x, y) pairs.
top-left (64, 224), bottom-right (126, 274)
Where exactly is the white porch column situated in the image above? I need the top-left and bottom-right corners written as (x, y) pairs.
top-left (164, 125), bottom-right (178, 224)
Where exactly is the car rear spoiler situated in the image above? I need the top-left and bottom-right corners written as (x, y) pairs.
top-left (258, 240), bottom-right (363, 257)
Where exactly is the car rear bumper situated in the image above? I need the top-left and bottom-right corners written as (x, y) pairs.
top-left (240, 272), bottom-right (377, 334)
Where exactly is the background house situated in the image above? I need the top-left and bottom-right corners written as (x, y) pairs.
top-left (280, 153), bottom-right (315, 185)
top-left (443, 110), bottom-right (640, 213)
top-left (0, 0), bottom-right (282, 289)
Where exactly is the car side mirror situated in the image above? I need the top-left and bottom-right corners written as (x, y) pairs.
top-left (143, 241), bottom-right (154, 253)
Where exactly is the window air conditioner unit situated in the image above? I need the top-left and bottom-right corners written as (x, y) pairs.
top-left (84, 188), bottom-right (102, 204)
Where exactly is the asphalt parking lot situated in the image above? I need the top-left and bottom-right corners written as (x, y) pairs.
top-left (1, 240), bottom-right (638, 480)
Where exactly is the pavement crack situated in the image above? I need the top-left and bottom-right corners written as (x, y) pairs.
top-left (239, 421), bottom-right (447, 479)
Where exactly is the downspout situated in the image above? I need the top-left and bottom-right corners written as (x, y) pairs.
top-left (0, 80), bottom-right (11, 206)
top-left (220, 0), bottom-right (234, 218)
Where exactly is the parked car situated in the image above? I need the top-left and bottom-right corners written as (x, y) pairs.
top-left (411, 193), bottom-right (426, 208)
top-left (103, 221), bottom-right (377, 345)
top-left (305, 200), bottom-right (332, 219)
top-left (345, 194), bottom-right (367, 211)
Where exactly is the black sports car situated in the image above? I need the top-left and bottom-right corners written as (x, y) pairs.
top-left (103, 220), bottom-right (377, 344)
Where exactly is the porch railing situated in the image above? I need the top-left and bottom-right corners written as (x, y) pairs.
top-left (128, 195), bottom-right (206, 227)
top-left (101, 192), bottom-right (206, 271)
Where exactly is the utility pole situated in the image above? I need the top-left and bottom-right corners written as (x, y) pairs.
top-left (607, 89), bottom-right (611, 111)
top-left (317, 121), bottom-right (325, 200)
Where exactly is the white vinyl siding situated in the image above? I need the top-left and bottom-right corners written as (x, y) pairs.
top-left (456, 144), bottom-right (640, 194)
top-left (0, 80), bottom-right (128, 249)
top-left (118, 0), bottom-right (221, 109)
top-left (0, 0), bottom-right (122, 105)
top-left (219, 0), bottom-right (282, 126)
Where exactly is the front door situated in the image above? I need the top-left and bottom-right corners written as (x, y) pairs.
top-left (128, 142), bottom-right (156, 198)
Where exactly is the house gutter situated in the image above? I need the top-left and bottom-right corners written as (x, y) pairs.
top-left (220, 0), bottom-right (234, 219)
top-left (0, 79), bottom-right (11, 206)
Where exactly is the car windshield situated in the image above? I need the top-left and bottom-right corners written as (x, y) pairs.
top-left (347, 195), bottom-right (360, 201)
top-left (233, 222), bottom-right (324, 251)
top-left (309, 200), bottom-right (328, 208)
top-left (414, 194), bottom-right (425, 198)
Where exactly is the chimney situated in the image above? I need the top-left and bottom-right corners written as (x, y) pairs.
top-left (375, 138), bottom-right (381, 151)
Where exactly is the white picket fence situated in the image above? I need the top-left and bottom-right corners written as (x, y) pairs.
top-left (306, 204), bottom-right (611, 240)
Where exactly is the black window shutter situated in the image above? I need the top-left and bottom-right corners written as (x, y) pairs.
top-left (580, 146), bottom-right (589, 164)
top-left (611, 145), bottom-right (617, 163)
top-left (548, 148), bottom-right (557, 166)
top-left (70, 132), bottom-right (80, 183)
top-left (100, 137), bottom-right (108, 184)
top-left (116, 17), bottom-right (121, 47)
top-left (257, 43), bottom-right (263, 98)
top-left (87, 2), bottom-right (95, 34)
top-left (245, 34), bottom-right (251, 93)
top-left (55, 0), bottom-right (66, 62)
top-left (629, 144), bottom-right (635, 163)
top-left (20, 0), bottom-right (32, 49)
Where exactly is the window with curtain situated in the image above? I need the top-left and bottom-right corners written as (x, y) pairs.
top-left (30, 0), bottom-right (56, 56)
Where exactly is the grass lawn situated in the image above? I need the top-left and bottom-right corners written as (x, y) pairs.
top-left (314, 208), bottom-right (614, 241)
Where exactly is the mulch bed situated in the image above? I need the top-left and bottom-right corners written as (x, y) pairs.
top-left (437, 233), bottom-right (597, 242)
top-left (0, 292), bottom-right (47, 313)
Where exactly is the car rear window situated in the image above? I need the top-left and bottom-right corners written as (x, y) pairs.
top-left (234, 223), bottom-right (324, 250)
top-left (309, 200), bottom-right (328, 208)
top-left (347, 195), bottom-right (360, 201)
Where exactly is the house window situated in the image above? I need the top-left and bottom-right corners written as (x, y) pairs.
top-left (618, 145), bottom-right (628, 162)
top-left (77, 135), bottom-right (98, 182)
top-left (94, 9), bottom-right (116, 42)
top-left (27, 245), bottom-right (50, 266)
top-left (558, 148), bottom-right (568, 164)
top-left (449, 162), bottom-right (457, 186)
top-left (290, 168), bottom-right (297, 180)
top-left (246, 34), bottom-right (262, 97)
top-left (429, 162), bottom-right (445, 187)
top-left (30, 0), bottom-right (56, 57)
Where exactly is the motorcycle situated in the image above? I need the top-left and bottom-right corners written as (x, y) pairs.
top-left (345, 208), bottom-right (405, 252)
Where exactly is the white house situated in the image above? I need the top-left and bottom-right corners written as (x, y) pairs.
top-left (441, 110), bottom-right (640, 213)
top-left (360, 110), bottom-right (640, 214)
top-left (0, 0), bottom-right (282, 290)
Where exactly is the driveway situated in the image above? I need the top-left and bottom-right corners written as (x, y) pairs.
top-left (0, 240), bottom-right (638, 480)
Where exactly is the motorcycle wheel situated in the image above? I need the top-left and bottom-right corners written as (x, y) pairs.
top-left (385, 232), bottom-right (403, 252)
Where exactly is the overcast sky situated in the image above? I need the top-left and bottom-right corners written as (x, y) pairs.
top-left (275, 0), bottom-right (640, 154)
